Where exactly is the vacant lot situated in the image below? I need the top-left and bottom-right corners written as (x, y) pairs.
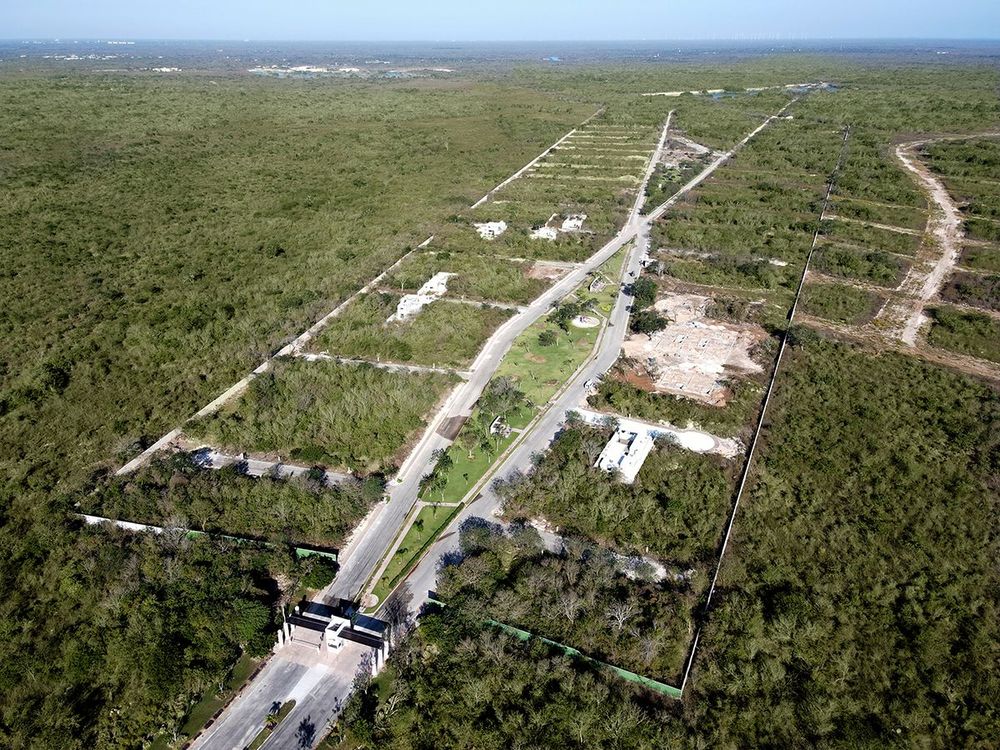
top-left (308, 292), bottom-right (512, 368)
top-left (187, 358), bottom-right (457, 473)
top-left (819, 217), bottom-right (923, 256)
top-left (940, 270), bottom-right (1000, 311)
top-left (960, 244), bottom-right (1000, 272)
top-left (926, 306), bottom-right (1000, 362)
top-left (80, 453), bottom-right (379, 547)
top-left (812, 243), bottom-right (909, 287)
top-left (801, 280), bottom-right (885, 324)
top-left (827, 197), bottom-right (927, 230)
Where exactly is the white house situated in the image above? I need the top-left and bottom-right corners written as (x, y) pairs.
top-left (595, 427), bottom-right (655, 484)
top-left (474, 221), bottom-right (508, 240)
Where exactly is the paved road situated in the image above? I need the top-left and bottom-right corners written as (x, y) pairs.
top-left (324, 112), bottom-right (673, 603)
top-left (206, 103), bottom-right (793, 747)
top-left (324, 221), bottom-right (646, 601)
top-left (192, 644), bottom-right (367, 750)
top-left (394, 106), bottom-right (796, 615)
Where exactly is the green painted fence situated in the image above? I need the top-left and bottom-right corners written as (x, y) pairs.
top-left (425, 594), bottom-right (685, 699)
top-left (487, 619), bottom-right (683, 699)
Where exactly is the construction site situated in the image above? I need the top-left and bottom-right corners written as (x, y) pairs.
top-left (620, 293), bottom-right (768, 404)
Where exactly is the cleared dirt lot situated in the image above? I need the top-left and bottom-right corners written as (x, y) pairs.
top-left (622, 293), bottom-right (767, 405)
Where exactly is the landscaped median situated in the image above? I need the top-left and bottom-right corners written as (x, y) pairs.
top-left (369, 503), bottom-right (463, 607)
top-left (361, 248), bottom-right (629, 611)
top-left (247, 699), bottom-right (296, 749)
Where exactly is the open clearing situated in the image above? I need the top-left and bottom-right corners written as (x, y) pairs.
top-left (622, 293), bottom-right (766, 405)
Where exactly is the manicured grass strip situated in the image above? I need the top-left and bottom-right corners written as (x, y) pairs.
top-left (247, 700), bottom-right (296, 750)
top-left (425, 410), bottom-right (523, 503)
top-left (428, 249), bottom-right (627, 504)
top-left (179, 654), bottom-right (259, 741)
top-left (496, 249), bottom-right (624, 414)
top-left (371, 504), bottom-right (463, 606)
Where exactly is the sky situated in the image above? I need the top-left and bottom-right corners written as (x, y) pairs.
top-left (2, 0), bottom-right (998, 41)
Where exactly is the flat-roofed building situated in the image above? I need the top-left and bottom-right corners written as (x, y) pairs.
top-left (595, 427), bottom-right (655, 483)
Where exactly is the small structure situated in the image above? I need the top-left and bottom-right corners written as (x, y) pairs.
top-left (278, 602), bottom-right (392, 671)
top-left (531, 213), bottom-right (588, 240)
top-left (588, 273), bottom-right (609, 293)
top-left (530, 225), bottom-right (559, 240)
top-left (474, 221), bottom-right (508, 240)
top-left (595, 427), bottom-right (655, 484)
top-left (489, 415), bottom-right (512, 438)
top-left (387, 272), bottom-right (455, 323)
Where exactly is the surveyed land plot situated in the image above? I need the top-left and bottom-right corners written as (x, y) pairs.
top-left (185, 358), bottom-right (459, 474)
top-left (462, 113), bottom-right (666, 261)
top-left (305, 291), bottom-right (513, 369)
top-left (380, 242), bottom-right (560, 305)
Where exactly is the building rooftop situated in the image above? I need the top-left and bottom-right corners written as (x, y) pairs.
top-left (595, 427), bottom-right (655, 483)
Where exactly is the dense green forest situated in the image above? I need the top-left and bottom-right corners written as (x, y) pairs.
top-left (3, 59), bottom-right (1000, 748)
top-left (496, 424), bottom-right (735, 565)
top-left (80, 453), bottom-right (382, 547)
top-left (0, 71), bottom-right (591, 747)
top-left (438, 523), bottom-right (695, 679)
top-left (337, 618), bottom-right (673, 749)
top-left (0, 522), bottom-right (294, 748)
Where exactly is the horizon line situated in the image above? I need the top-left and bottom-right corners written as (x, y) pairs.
top-left (4, 36), bottom-right (1000, 43)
